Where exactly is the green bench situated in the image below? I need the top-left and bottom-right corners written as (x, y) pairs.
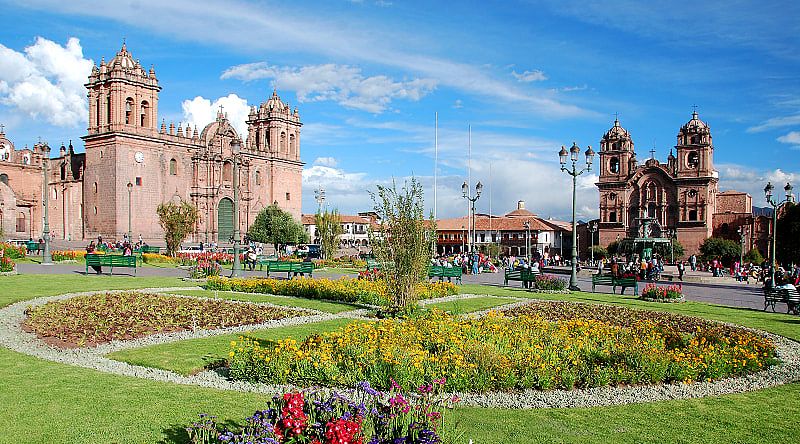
top-left (265, 261), bottom-right (314, 279)
top-left (591, 274), bottom-right (638, 295)
top-left (764, 287), bottom-right (800, 314)
top-left (140, 245), bottom-right (161, 254)
top-left (366, 259), bottom-right (382, 272)
top-left (428, 265), bottom-right (462, 284)
top-left (25, 241), bottom-right (41, 255)
top-left (257, 255), bottom-right (279, 271)
top-left (504, 268), bottom-right (540, 288)
top-left (85, 254), bottom-right (138, 276)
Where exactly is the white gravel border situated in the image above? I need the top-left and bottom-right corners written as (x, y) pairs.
top-left (1, 288), bottom-right (798, 409)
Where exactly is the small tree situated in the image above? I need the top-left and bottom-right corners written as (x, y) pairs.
top-left (743, 248), bottom-right (764, 265)
top-left (316, 209), bottom-right (344, 260)
top-left (776, 202), bottom-right (800, 266)
top-left (699, 237), bottom-right (741, 266)
top-left (247, 204), bottom-right (307, 254)
top-left (368, 178), bottom-right (434, 313)
top-left (589, 245), bottom-right (608, 260)
top-left (157, 199), bottom-right (199, 256)
top-left (653, 239), bottom-right (685, 262)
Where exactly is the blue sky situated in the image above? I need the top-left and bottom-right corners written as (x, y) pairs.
top-left (0, 0), bottom-right (798, 220)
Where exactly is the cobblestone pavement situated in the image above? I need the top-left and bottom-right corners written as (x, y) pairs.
top-left (12, 261), bottom-right (790, 313)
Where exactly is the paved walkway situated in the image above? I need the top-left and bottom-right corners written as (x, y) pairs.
top-left (12, 261), bottom-right (788, 313)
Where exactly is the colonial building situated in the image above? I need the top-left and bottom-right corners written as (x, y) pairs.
top-left (301, 213), bottom-right (377, 249)
top-left (596, 111), bottom-right (761, 257)
top-left (0, 43), bottom-right (304, 243)
top-left (435, 201), bottom-right (572, 257)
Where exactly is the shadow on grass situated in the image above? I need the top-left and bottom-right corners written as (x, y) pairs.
top-left (161, 418), bottom-right (243, 444)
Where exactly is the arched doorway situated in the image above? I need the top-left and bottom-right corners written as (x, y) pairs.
top-left (218, 198), bottom-right (234, 242)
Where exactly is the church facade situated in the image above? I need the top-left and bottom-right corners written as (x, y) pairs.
top-left (0, 44), bottom-right (303, 243)
top-left (596, 111), bottom-right (755, 256)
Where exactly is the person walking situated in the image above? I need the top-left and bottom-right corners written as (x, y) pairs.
top-left (677, 260), bottom-right (685, 281)
top-left (689, 254), bottom-right (697, 271)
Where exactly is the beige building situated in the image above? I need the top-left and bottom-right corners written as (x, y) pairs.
top-left (0, 43), bottom-right (304, 244)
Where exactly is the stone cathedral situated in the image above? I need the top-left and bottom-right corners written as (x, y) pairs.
top-left (0, 43), bottom-right (304, 243)
top-left (596, 111), bottom-right (755, 256)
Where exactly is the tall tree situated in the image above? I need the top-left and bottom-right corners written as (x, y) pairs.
top-left (776, 202), bottom-right (800, 266)
top-left (315, 209), bottom-right (344, 260)
top-left (368, 178), bottom-right (435, 312)
top-left (247, 204), bottom-right (307, 254)
top-left (156, 199), bottom-right (199, 256)
top-left (699, 237), bottom-right (741, 265)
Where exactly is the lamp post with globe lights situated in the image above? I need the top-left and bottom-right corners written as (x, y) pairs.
top-left (461, 180), bottom-right (482, 253)
top-left (231, 138), bottom-right (243, 278)
top-left (558, 142), bottom-right (595, 291)
top-left (41, 144), bottom-right (52, 265)
top-left (764, 181), bottom-right (794, 285)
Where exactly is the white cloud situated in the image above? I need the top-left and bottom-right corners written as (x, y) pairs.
top-left (716, 163), bottom-right (799, 205)
top-left (0, 37), bottom-right (93, 127)
top-left (181, 94), bottom-right (250, 138)
top-left (747, 114), bottom-right (800, 133)
top-left (313, 156), bottom-right (338, 167)
top-left (452, 99), bottom-right (463, 109)
top-left (222, 62), bottom-right (437, 113)
top-left (512, 69), bottom-right (547, 82)
top-left (777, 131), bottom-right (800, 145)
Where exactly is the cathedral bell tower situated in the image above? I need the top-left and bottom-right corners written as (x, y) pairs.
top-left (675, 110), bottom-right (713, 178)
top-left (597, 117), bottom-right (636, 230)
top-left (86, 43), bottom-right (161, 135)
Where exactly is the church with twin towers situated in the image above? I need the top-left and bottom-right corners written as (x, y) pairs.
top-left (0, 43), bottom-right (304, 243)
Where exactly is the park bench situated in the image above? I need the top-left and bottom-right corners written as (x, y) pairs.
top-left (140, 246), bottom-right (161, 254)
top-left (763, 287), bottom-right (800, 314)
top-left (366, 259), bottom-right (382, 272)
top-left (504, 268), bottom-right (540, 288)
top-left (85, 253), bottom-right (137, 276)
top-left (25, 241), bottom-right (41, 255)
top-left (265, 261), bottom-right (314, 279)
top-left (257, 255), bottom-right (278, 271)
top-left (428, 265), bottom-right (462, 284)
top-left (591, 274), bottom-right (638, 295)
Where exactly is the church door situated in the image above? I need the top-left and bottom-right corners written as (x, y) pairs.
top-left (217, 198), bottom-right (234, 243)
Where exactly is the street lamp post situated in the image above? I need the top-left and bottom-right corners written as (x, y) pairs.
top-left (461, 180), bottom-right (482, 253)
top-left (41, 144), bottom-right (52, 265)
top-left (231, 139), bottom-right (243, 278)
top-left (558, 142), bottom-right (595, 291)
top-left (523, 220), bottom-right (530, 263)
top-left (127, 182), bottom-right (133, 243)
top-left (588, 221), bottom-right (598, 266)
top-left (737, 226), bottom-right (746, 267)
top-left (764, 181), bottom-right (794, 285)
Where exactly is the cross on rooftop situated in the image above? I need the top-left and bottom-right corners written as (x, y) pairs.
top-left (692, 104), bottom-right (699, 113)
top-left (0, 124), bottom-right (4, 133)
top-left (650, 144), bottom-right (656, 159)
top-left (614, 112), bottom-right (619, 120)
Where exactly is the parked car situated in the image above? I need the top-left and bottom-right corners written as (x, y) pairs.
top-left (177, 245), bottom-right (204, 254)
top-left (297, 244), bottom-right (321, 259)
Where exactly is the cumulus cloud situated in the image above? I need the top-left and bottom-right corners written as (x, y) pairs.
top-left (747, 114), bottom-right (800, 133)
top-left (0, 37), bottom-right (93, 127)
top-left (313, 156), bottom-right (338, 167)
top-left (716, 164), bottom-right (799, 204)
top-left (512, 69), bottom-right (547, 82)
top-left (222, 62), bottom-right (437, 113)
top-left (181, 94), bottom-right (250, 138)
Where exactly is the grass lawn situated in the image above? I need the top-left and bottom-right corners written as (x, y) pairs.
top-left (424, 296), bottom-right (517, 315)
top-left (107, 318), bottom-right (355, 375)
top-left (159, 289), bottom-right (359, 314)
top-left (0, 274), bottom-right (186, 308)
top-left (1, 277), bottom-right (800, 442)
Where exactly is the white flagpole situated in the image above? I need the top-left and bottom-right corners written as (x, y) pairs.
top-left (489, 161), bottom-right (492, 240)
top-left (434, 112), bottom-right (438, 221)
top-left (468, 124), bottom-right (472, 254)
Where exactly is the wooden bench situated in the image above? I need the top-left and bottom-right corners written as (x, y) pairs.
top-left (265, 261), bottom-right (314, 279)
top-left (85, 254), bottom-right (137, 276)
top-left (591, 274), bottom-right (638, 295)
top-left (428, 265), bottom-right (462, 284)
top-left (764, 287), bottom-right (800, 314)
top-left (504, 268), bottom-right (539, 288)
top-left (366, 259), bottom-right (382, 272)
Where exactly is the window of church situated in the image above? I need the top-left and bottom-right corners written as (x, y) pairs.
top-left (689, 209), bottom-right (698, 221)
top-left (280, 132), bottom-right (287, 153)
top-left (141, 101), bottom-right (149, 127)
top-left (93, 182), bottom-right (98, 193)
top-left (93, 207), bottom-right (97, 215)
top-left (169, 158), bottom-right (177, 176)
top-left (609, 211), bottom-right (617, 222)
top-left (687, 152), bottom-right (699, 168)
top-left (609, 157), bottom-right (619, 174)
top-left (135, 177), bottom-right (142, 186)
top-left (285, 192), bottom-right (291, 201)
top-left (16, 212), bottom-right (25, 233)
top-left (125, 98), bottom-right (134, 125)
top-left (223, 162), bottom-right (233, 182)
top-left (289, 134), bottom-right (296, 155)
top-left (691, 135), bottom-right (700, 144)
top-left (255, 170), bottom-right (261, 185)
top-left (106, 96), bottom-right (112, 126)
top-left (0, 174), bottom-right (7, 185)
top-left (52, 188), bottom-right (57, 200)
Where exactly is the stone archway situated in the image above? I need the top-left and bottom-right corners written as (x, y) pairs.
top-left (217, 197), bottom-right (234, 242)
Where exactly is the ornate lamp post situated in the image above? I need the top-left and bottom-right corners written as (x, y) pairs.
top-left (737, 226), bottom-right (746, 267)
top-left (231, 138), bottom-right (243, 278)
top-left (127, 182), bottom-right (133, 243)
top-left (41, 144), bottom-right (52, 265)
top-left (314, 187), bottom-right (326, 212)
top-left (461, 180), bottom-right (482, 253)
top-left (558, 142), bottom-right (595, 291)
top-left (588, 221), bottom-right (598, 266)
top-left (764, 181), bottom-right (794, 285)
top-left (523, 219), bottom-right (530, 263)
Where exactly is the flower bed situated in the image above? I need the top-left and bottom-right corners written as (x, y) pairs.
top-left (313, 257), bottom-right (368, 269)
top-left (205, 276), bottom-right (458, 306)
top-left (187, 380), bottom-right (457, 444)
top-left (0, 242), bottom-right (26, 259)
top-left (0, 256), bottom-right (16, 273)
top-left (532, 274), bottom-right (567, 291)
top-left (52, 250), bottom-right (87, 262)
top-left (178, 251), bottom-right (235, 265)
top-left (190, 259), bottom-right (221, 279)
top-left (639, 283), bottom-right (685, 303)
top-left (228, 304), bottom-right (777, 392)
top-left (24, 292), bottom-right (306, 347)
top-left (142, 253), bottom-right (181, 264)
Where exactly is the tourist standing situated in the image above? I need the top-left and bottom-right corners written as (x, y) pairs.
top-left (677, 261), bottom-right (685, 281)
top-left (689, 254), bottom-right (697, 271)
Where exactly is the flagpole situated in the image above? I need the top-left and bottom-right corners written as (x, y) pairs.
top-left (434, 112), bottom-right (438, 221)
top-left (468, 124), bottom-right (472, 255)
